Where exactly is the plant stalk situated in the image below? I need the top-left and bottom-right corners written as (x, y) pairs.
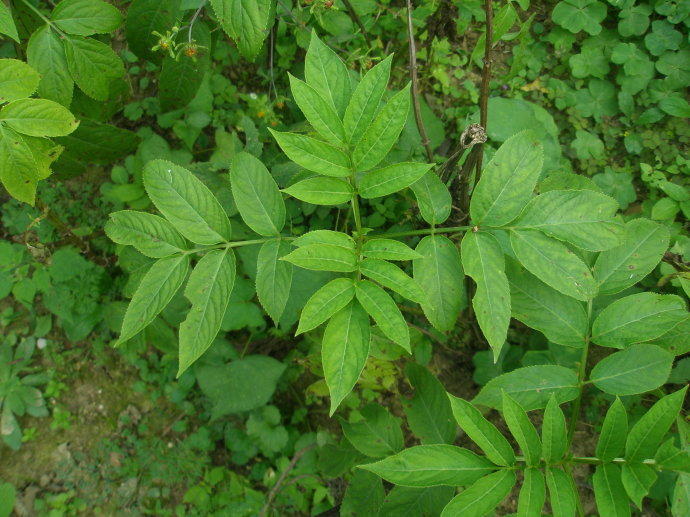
top-left (475, 0), bottom-right (494, 181)
top-left (567, 298), bottom-right (594, 446)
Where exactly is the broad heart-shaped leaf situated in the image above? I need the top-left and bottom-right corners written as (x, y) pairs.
top-left (341, 403), bottom-right (402, 458)
top-left (502, 391), bottom-right (542, 466)
top-left (293, 229), bottom-right (354, 249)
top-left (440, 470), bottom-right (516, 517)
top-left (283, 176), bottom-right (353, 205)
top-left (344, 55), bottom-right (392, 146)
top-left (514, 189), bottom-right (624, 251)
top-left (596, 397), bottom-right (628, 461)
top-left (506, 259), bottom-right (588, 348)
top-left (210, 0), bottom-right (274, 60)
top-left (105, 210), bottom-right (188, 258)
top-left (461, 231), bottom-right (510, 357)
top-left (594, 218), bottom-right (670, 295)
top-left (255, 239), bottom-right (292, 325)
top-left (355, 280), bottom-right (410, 353)
top-left (358, 162), bottom-right (433, 199)
top-left (546, 467), bottom-right (578, 517)
top-left (415, 235), bottom-right (466, 332)
top-left (473, 365), bottom-right (579, 411)
top-left (410, 171), bottom-right (452, 225)
top-left (362, 239), bottom-right (422, 261)
top-left (230, 152), bottom-right (285, 236)
top-left (296, 277), bottom-right (355, 334)
top-left (125, 0), bottom-right (181, 63)
top-left (0, 126), bottom-right (42, 204)
top-left (625, 386), bottom-right (687, 462)
top-left (0, 1), bottom-right (19, 42)
top-left (447, 395), bottom-right (515, 466)
top-left (360, 259), bottom-right (424, 303)
top-left (470, 130), bottom-right (543, 227)
top-left (305, 31), bottom-right (351, 117)
top-left (0, 59), bottom-right (40, 102)
top-left (591, 292), bottom-right (687, 348)
top-left (196, 355), bottom-right (285, 417)
top-left (51, 0), bottom-right (123, 36)
top-left (359, 444), bottom-right (496, 487)
top-left (143, 160), bottom-right (232, 244)
top-left (282, 243), bottom-right (357, 272)
top-left (119, 255), bottom-right (190, 344)
top-left (323, 301), bottom-right (370, 415)
top-left (63, 35), bottom-right (125, 101)
top-left (552, 0), bottom-right (607, 36)
top-left (269, 130), bottom-right (351, 178)
top-left (26, 26), bottom-right (74, 106)
top-left (518, 468), bottom-right (546, 517)
top-left (289, 74), bottom-right (346, 145)
top-left (589, 344), bottom-right (673, 395)
top-left (403, 364), bottom-right (456, 445)
top-left (510, 229), bottom-right (597, 301)
top-left (622, 464), bottom-right (657, 510)
top-left (593, 464), bottom-right (630, 517)
top-left (0, 98), bottom-right (78, 137)
top-left (178, 249), bottom-right (236, 376)
top-left (352, 83), bottom-right (411, 172)
top-left (542, 394), bottom-right (567, 464)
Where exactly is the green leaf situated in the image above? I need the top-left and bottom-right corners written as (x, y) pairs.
top-left (621, 464), bottom-right (657, 510)
top-left (591, 293), bottom-right (687, 348)
top-left (344, 55), bottom-right (392, 146)
top-left (269, 130), bottom-right (351, 177)
top-left (178, 249), bottom-right (236, 375)
top-left (283, 176), bottom-right (353, 205)
top-left (293, 230), bottom-right (354, 249)
top-left (403, 363), bottom-right (456, 445)
top-left (440, 470), bottom-right (516, 517)
top-left (672, 473), bottom-right (690, 517)
top-left (552, 0), bottom-right (607, 35)
top-left (360, 258), bottom-right (424, 303)
top-left (230, 152), bottom-right (285, 236)
top-left (54, 119), bottom-right (139, 164)
top-left (352, 83), bottom-right (411, 172)
top-left (340, 470), bottom-right (384, 517)
top-left (596, 397), bottom-right (628, 461)
top-left (625, 386), bottom-right (687, 462)
top-left (659, 97), bottom-right (690, 118)
top-left (255, 239), bottom-right (292, 325)
top-left (289, 73), bottom-right (346, 145)
top-left (593, 464), bottom-right (630, 517)
top-left (410, 171), bottom-right (452, 225)
top-left (125, 0), bottom-right (181, 63)
top-left (589, 344), bottom-right (673, 395)
top-left (360, 444), bottom-right (496, 487)
top-left (26, 26), bottom-right (74, 107)
top-left (197, 355), bottom-right (285, 416)
top-left (545, 467), bottom-right (578, 517)
top-left (0, 1), bottom-right (19, 42)
top-left (594, 218), bottom-right (670, 295)
top-left (282, 243), bottom-right (357, 272)
top-left (473, 365), bottom-right (580, 411)
top-left (358, 162), bottom-right (433, 199)
top-left (210, 0), bottom-right (274, 60)
top-left (355, 280), bottom-right (410, 353)
top-left (0, 98), bottom-right (78, 137)
top-left (507, 259), bottom-right (588, 348)
top-left (649, 316), bottom-right (690, 356)
top-left (470, 130), bottom-right (544, 227)
top-left (362, 239), bottom-right (422, 261)
top-left (0, 481), bottom-right (16, 517)
top-left (415, 235), bottom-right (466, 332)
top-left (448, 394), bottom-right (515, 466)
top-left (514, 189), bottom-right (623, 251)
top-left (618, 4), bottom-right (650, 38)
top-left (305, 31), bottom-right (351, 117)
top-left (341, 403), bottom-right (402, 457)
top-left (517, 468), bottom-right (546, 517)
top-left (119, 255), bottom-right (190, 343)
top-left (143, 159), bottom-right (232, 244)
top-left (296, 277), bottom-right (355, 334)
top-left (510, 229), bottom-right (597, 301)
top-left (51, 0), bottom-right (123, 36)
top-left (323, 301), bottom-right (370, 415)
top-left (63, 35), bottom-right (125, 101)
top-left (502, 391), bottom-right (542, 466)
top-left (461, 231), bottom-right (510, 357)
top-left (378, 486), bottom-right (454, 517)
top-left (542, 394), bottom-right (568, 464)
top-left (0, 59), bottom-right (40, 103)
top-left (105, 210), bottom-right (188, 258)
top-left (645, 20), bottom-right (682, 56)
top-left (0, 126), bottom-right (42, 204)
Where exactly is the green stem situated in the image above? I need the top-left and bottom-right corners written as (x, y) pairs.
top-left (371, 225), bottom-right (472, 239)
top-left (350, 180), bottom-right (364, 280)
top-left (567, 298), bottom-right (594, 446)
top-left (184, 237), bottom-right (294, 255)
top-left (20, 0), bottom-right (64, 35)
